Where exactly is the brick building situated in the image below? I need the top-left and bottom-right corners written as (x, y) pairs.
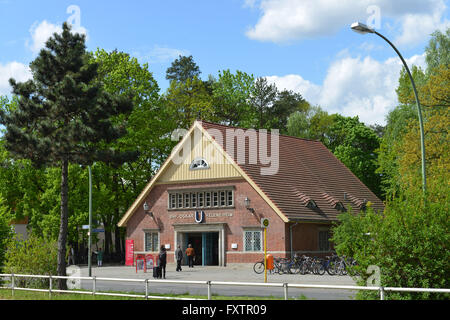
top-left (118, 120), bottom-right (384, 266)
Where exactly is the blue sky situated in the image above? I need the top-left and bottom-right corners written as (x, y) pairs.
top-left (1, 0), bottom-right (449, 125)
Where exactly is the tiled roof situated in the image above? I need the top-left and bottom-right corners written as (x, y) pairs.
top-left (200, 120), bottom-right (384, 222)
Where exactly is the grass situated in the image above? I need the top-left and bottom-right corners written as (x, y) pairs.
top-left (0, 288), bottom-right (291, 300)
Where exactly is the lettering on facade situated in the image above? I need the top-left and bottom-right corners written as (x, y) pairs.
top-left (169, 212), bottom-right (233, 219)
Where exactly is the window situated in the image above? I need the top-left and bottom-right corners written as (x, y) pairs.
top-left (144, 231), bottom-right (159, 252)
top-left (244, 230), bottom-right (262, 252)
top-left (213, 192), bottom-right (218, 207)
top-left (198, 192), bottom-right (204, 207)
top-left (168, 189), bottom-right (234, 209)
top-left (189, 157), bottom-right (210, 170)
top-left (191, 192), bottom-right (197, 208)
top-left (205, 192), bottom-right (211, 207)
top-left (319, 230), bottom-right (330, 251)
top-left (220, 191), bottom-right (226, 207)
top-left (177, 193), bottom-right (183, 209)
top-left (169, 194), bottom-right (176, 209)
top-left (184, 193), bottom-right (190, 208)
top-left (227, 190), bottom-right (233, 206)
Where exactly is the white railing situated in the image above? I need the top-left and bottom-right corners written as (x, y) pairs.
top-left (1, 273), bottom-right (449, 300)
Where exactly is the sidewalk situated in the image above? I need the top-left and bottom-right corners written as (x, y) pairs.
top-left (78, 263), bottom-right (358, 286)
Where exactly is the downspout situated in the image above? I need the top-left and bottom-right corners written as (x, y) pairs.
top-left (289, 222), bottom-right (299, 259)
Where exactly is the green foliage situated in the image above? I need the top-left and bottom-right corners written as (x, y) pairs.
top-left (166, 55), bottom-right (201, 83)
top-left (0, 199), bottom-right (14, 271)
top-left (211, 69), bottom-right (255, 127)
top-left (4, 235), bottom-right (58, 288)
top-left (332, 180), bottom-right (449, 300)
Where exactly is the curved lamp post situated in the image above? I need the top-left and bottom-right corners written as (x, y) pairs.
top-left (351, 22), bottom-right (427, 194)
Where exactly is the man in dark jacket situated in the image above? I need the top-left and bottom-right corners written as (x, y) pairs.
top-left (158, 246), bottom-right (167, 279)
top-left (175, 245), bottom-right (183, 271)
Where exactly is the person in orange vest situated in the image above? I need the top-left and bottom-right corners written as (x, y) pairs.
top-left (185, 244), bottom-right (195, 268)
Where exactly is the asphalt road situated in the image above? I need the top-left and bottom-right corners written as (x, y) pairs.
top-left (71, 263), bottom-right (360, 300)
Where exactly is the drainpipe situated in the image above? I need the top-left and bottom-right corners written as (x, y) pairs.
top-left (289, 222), bottom-right (298, 259)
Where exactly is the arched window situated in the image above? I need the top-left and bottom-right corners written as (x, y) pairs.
top-left (189, 157), bottom-right (210, 170)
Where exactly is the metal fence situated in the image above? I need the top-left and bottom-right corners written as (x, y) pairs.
top-left (1, 273), bottom-right (449, 300)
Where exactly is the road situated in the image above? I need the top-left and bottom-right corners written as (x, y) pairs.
top-left (73, 263), bottom-right (360, 300)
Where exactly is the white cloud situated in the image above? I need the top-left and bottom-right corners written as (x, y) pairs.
top-left (265, 74), bottom-right (321, 103)
top-left (266, 53), bottom-right (426, 125)
top-left (26, 20), bottom-right (88, 55)
top-left (133, 45), bottom-right (190, 64)
top-left (246, 0), bottom-right (449, 46)
top-left (0, 62), bottom-right (31, 96)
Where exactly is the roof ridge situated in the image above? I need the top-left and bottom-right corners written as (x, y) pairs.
top-left (198, 120), bottom-right (321, 143)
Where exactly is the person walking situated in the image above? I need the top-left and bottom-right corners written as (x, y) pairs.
top-left (158, 245), bottom-right (167, 279)
top-left (185, 244), bottom-right (195, 268)
top-left (175, 245), bottom-right (183, 272)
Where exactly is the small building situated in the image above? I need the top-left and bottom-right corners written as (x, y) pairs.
top-left (118, 120), bottom-right (383, 266)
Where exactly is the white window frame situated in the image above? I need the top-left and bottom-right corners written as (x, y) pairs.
top-left (243, 229), bottom-right (263, 252)
top-left (144, 230), bottom-right (159, 252)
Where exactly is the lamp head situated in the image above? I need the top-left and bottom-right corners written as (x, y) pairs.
top-left (351, 22), bottom-right (375, 34)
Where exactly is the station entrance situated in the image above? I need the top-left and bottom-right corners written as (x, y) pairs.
top-left (184, 232), bottom-right (219, 266)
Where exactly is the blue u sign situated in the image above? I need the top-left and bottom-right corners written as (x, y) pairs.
top-left (195, 210), bottom-right (205, 223)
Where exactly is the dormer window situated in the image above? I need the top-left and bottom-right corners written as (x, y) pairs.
top-left (189, 157), bottom-right (210, 170)
top-left (334, 202), bottom-right (346, 212)
top-left (306, 200), bottom-right (318, 210)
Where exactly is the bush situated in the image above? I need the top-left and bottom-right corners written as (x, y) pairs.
top-left (332, 181), bottom-right (449, 300)
top-left (4, 235), bottom-right (58, 289)
top-left (0, 213), bottom-right (14, 272)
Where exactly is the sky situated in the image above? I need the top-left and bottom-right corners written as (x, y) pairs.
top-left (0, 0), bottom-right (449, 125)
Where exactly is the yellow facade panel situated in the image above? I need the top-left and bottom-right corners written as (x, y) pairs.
top-left (159, 127), bottom-right (241, 183)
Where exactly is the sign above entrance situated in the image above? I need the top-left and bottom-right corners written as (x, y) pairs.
top-left (195, 211), bottom-right (204, 223)
top-left (169, 212), bottom-right (233, 220)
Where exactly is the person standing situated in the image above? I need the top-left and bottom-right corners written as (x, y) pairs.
top-left (67, 245), bottom-right (75, 266)
top-left (175, 245), bottom-right (183, 272)
top-left (158, 245), bottom-right (167, 279)
top-left (185, 244), bottom-right (195, 268)
top-left (95, 248), bottom-right (103, 267)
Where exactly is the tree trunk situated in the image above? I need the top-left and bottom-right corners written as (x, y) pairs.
top-left (57, 158), bottom-right (69, 290)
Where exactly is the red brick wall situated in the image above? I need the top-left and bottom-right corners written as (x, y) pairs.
top-left (125, 179), bottom-right (334, 264)
top-left (126, 179), bottom-right (289, 264)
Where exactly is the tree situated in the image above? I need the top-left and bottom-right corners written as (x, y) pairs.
top-left (0, 23), bottom-right (134, 289)
top-left (166, 55), bottom-right (201, 83)
top-left (332, 178), bottom-right (449, 300)
top-left (269, 90), bottom-right (310, 133)
top-left (163, 76), bottom-right (215, 128)
top-left (211, 69), bottom-right (255, 127)
top-left (327, 115), bottom-right (382, 198)
top-left (249, 77), bottom-right (278, 128)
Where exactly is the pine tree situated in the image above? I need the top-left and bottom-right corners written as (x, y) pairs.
top-left (0, 22), bottom-right (135, 289)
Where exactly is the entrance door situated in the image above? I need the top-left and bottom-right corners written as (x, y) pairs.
top-left (204, 232), bottom-right (219, 266)
top-left (186, 233), bottom-right (202, 266)
top-left (184, 232), bottom-right (219, 266)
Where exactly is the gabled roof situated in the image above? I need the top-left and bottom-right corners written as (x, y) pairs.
top-left (118, 120), bottom-right (384, 227)
top-left (200, 120), bottom-right (384, 222)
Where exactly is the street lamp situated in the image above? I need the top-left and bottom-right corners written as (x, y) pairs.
top-left (244, 197), bottom-right (255, 214)
top-left (351, 22), bottom-right (427, 194)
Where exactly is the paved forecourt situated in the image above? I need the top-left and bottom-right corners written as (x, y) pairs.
top-left (74, 263), bottom-right (359, 299)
